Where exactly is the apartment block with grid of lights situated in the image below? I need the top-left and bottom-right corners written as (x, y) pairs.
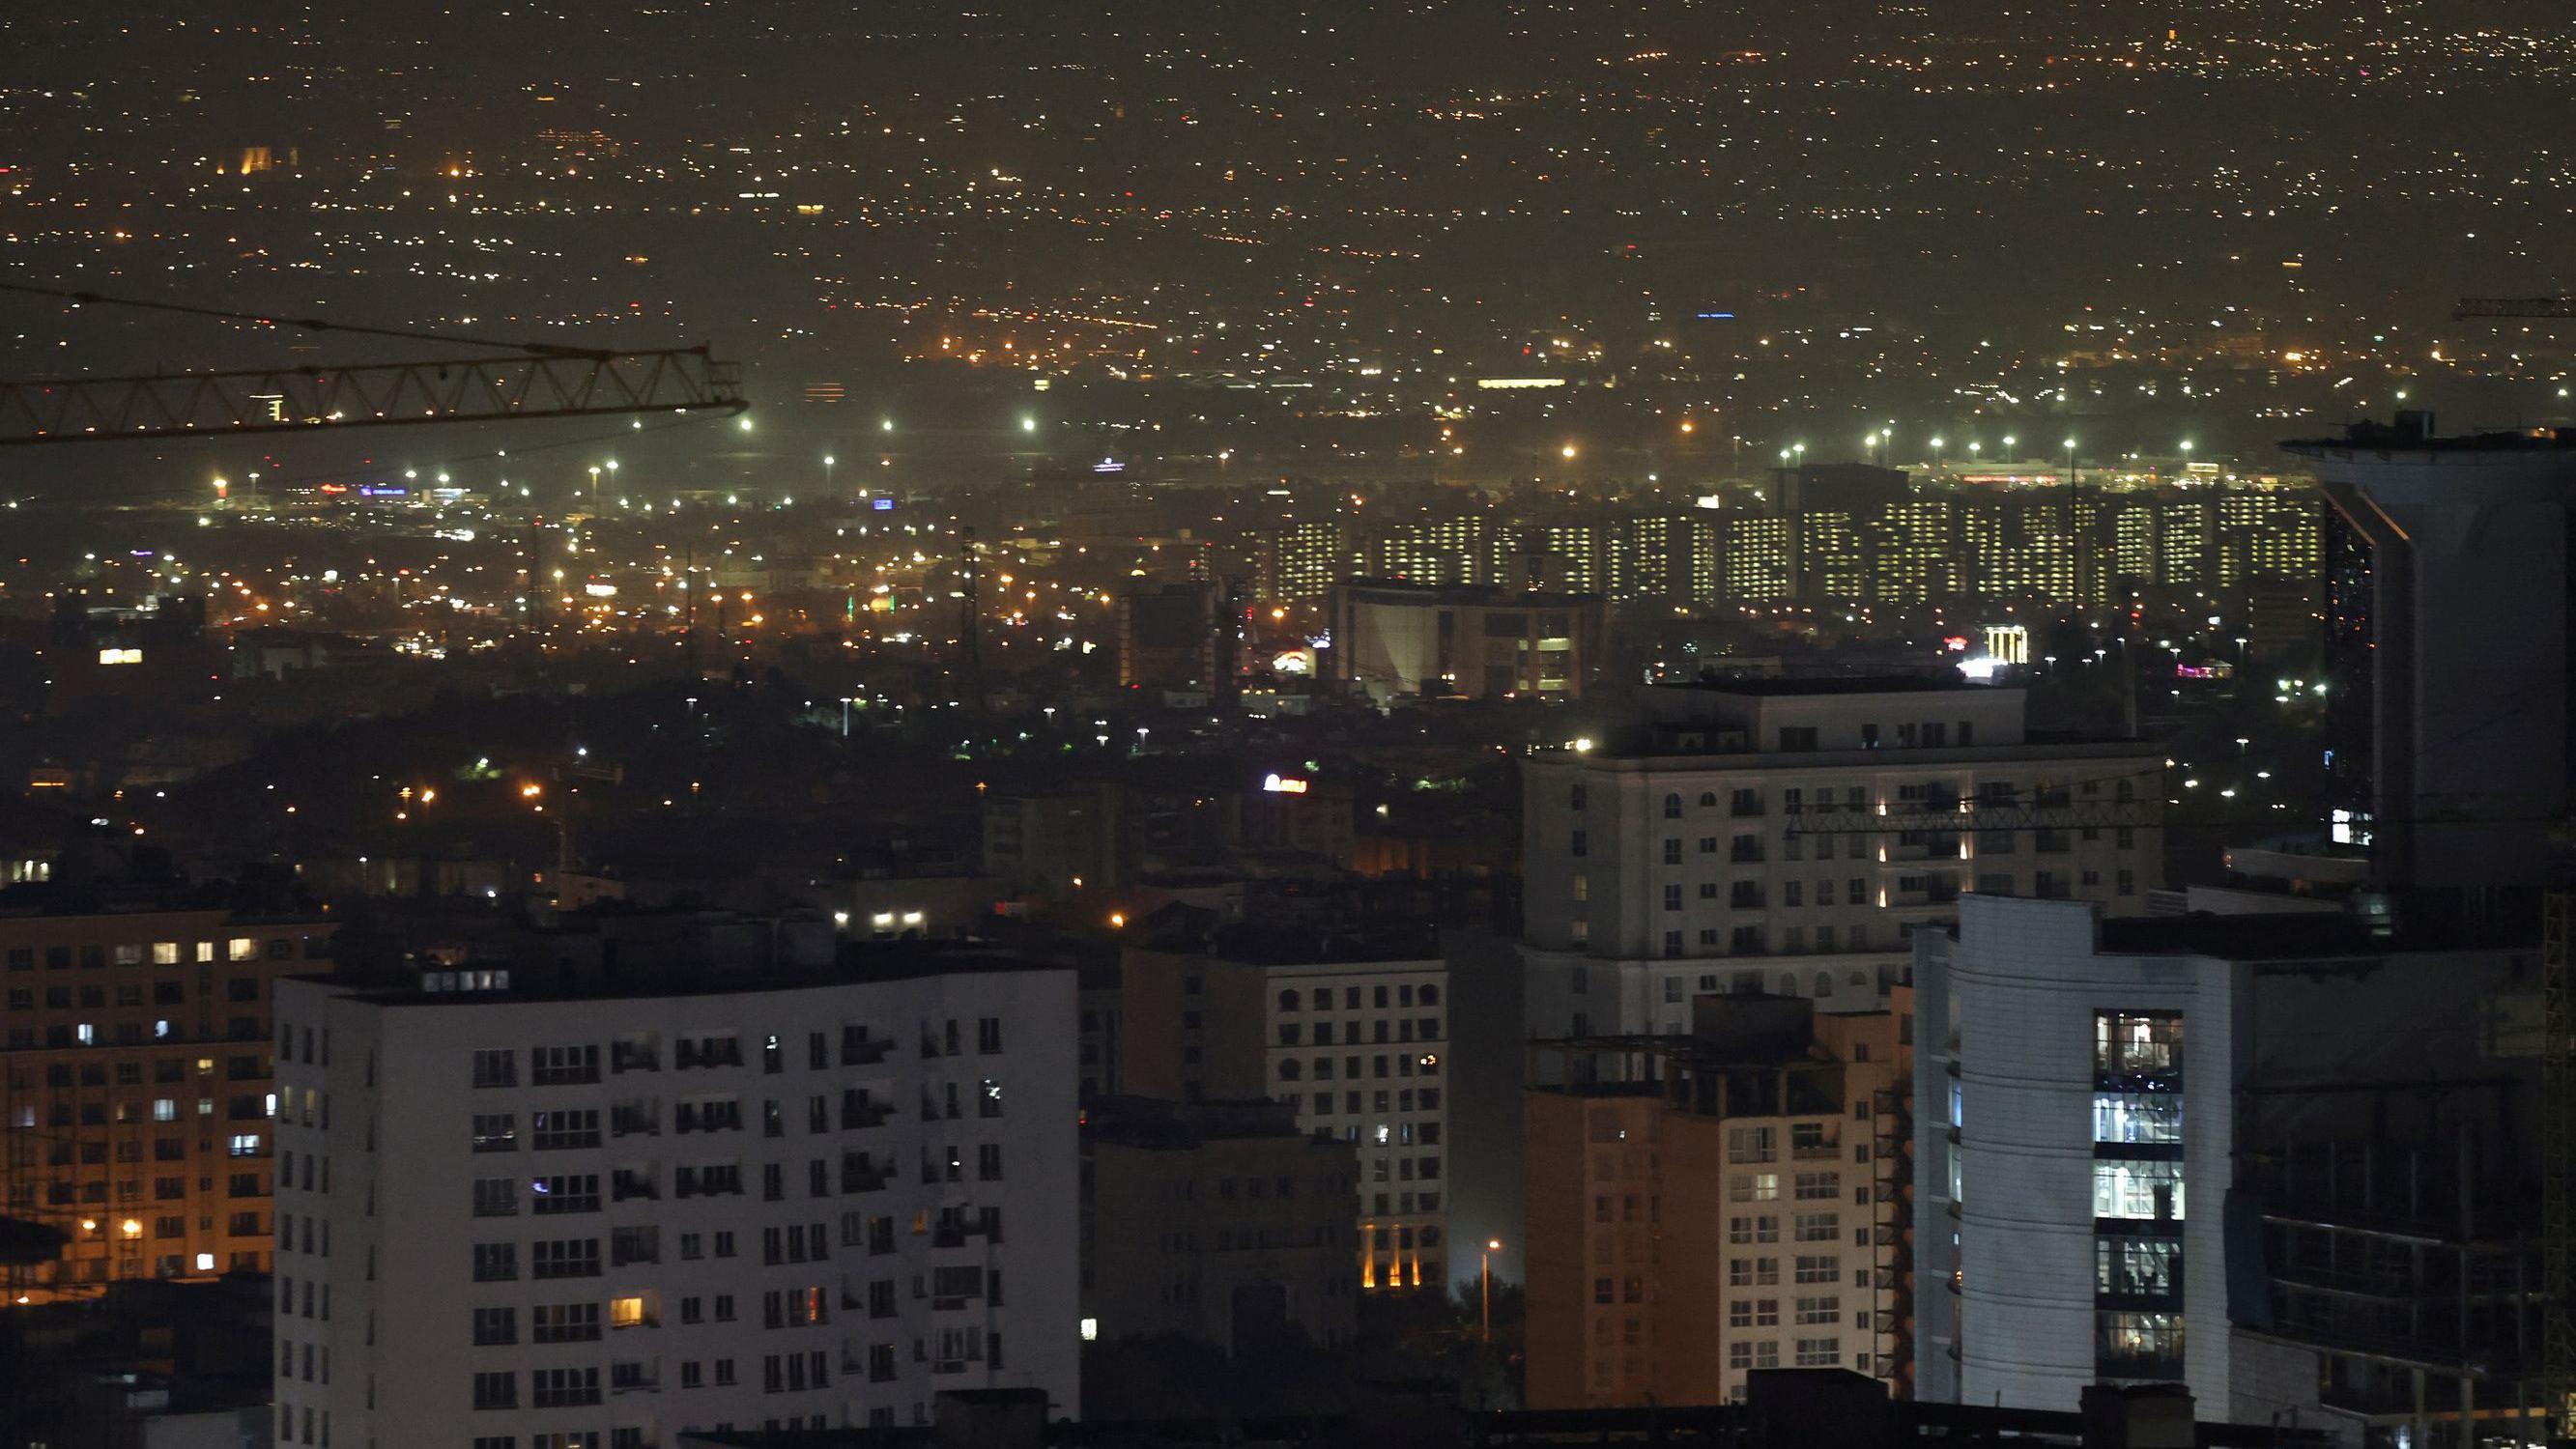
top-left (1120, 930), bottom-right (1452, 1293)
top-left (270, 949), bottom-right (1077, 1449)
top-left (1, 899), bottom-right (335, 1299)
top-left (1519, 679), bottom-right (2161, 1045)
top-left (1524, 992), bottom-right (1913, 1409)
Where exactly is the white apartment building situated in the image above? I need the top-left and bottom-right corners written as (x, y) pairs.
top-left (1914, 895), bottom-right (2224, 1414)
top-left (1123, 936), bottom-right (1450, 1292)
top-left (271, 952), bottom-right (1079, 1449)
top-left (1255, 954), bottom-right (1450, 1293)
top-left (1520, 680), bottom-right (2161, 1041)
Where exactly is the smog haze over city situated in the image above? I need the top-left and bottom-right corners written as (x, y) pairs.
top-left (0, 0), bottom-right (2573, 1446)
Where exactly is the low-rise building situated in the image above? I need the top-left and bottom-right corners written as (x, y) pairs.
top-left (1327, 580), bottom-right (1606, 703)
top-left (1079, 1096), bottom-right (1360, 1353)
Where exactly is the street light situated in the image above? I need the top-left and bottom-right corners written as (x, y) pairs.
top-left (588, 465), bottom-right (601, 502)
top-left (823, 454), bottom-right (836, 495)
top-left (1560, 442), bottom-right (1578, 460)
top-left (1482, 1238), bottom-right (1503, 1342)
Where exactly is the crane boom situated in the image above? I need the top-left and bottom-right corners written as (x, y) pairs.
top-left (2454, 297), bottom-right (2576, 321)
top-left (0, 346), bottom-right (743, 446)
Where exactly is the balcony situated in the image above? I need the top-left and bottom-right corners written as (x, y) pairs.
top-left (612, 1106), bottom-right (659, 1137)
top-left (611, 1042), bottom-right (659, 1074)
top-left (841, 1094), bottom-right (894, 1130)
top-left (841, 1157), bottom-right (893, 1193)
top-left (840, 1030), bottom-right (892, 1067)
top-left (674, 1039), bottom-right (743, 1071)
top-left (612, 1172), bottom-right (658, 1203)
top-left (610, 1362), bottom-right (659, 1394)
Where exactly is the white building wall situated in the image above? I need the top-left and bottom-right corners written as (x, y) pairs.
top-left (1254, 957), bottom-right (1451, 1291)
top-left (272, 965), bottom-right (1079, 1449)
top-left (1521, 740), bottom-right (2161, 1041)
top-left (1914, 895), bottom-right (2235, 1414)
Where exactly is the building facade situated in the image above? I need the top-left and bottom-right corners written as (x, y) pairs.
top-left (1520, 681), bottom-right (2161, 1043)
top-left (1524, 993), bottom-right (1913, 1409)
top-left (1914, 894), bottom-right (2546, 1445)
top-left (1, 902), bottom-right (334, 1300)
top-left (1326, 580), bottom-right (1606, 704)
top-left (1121, 935), bottom-right (1452, 1292)
top-left (1079, 1096), bottom-right (1360, 1353)
top-left (271, 952), bottom-right (1080, 1449)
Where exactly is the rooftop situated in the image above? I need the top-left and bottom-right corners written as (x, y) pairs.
top-left (1651, 674), bottom-right (1991, 697)
top-left (2283, 413), bottom-right (2576, 457)
top-left (304, 939), bottom-right (1069, 1008)
top-left (1333, 577), bottom-right (1603, 607)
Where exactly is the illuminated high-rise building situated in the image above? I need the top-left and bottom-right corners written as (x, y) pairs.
top-left (1870, 498), bottom-right (1958, 603)
top-left (1265, 521), bottom-right (1348, 601)
top-left (1725, 517), bottom-right (1793, 602)
top-left (1795, 512), bottom-right (1866, 600)
top-left (1372, 514), bottom-right (1492, 586)
top-left (2151, 498), bottom-right (2210, 587)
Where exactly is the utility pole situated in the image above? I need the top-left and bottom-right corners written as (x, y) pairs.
top-left (958, 526), bottom-right (984, 711)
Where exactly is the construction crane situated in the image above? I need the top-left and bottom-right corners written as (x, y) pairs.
top-left (2454, 297), bottom-right (2576, 321)
top-left (0, 280), bottom-right (744, 445)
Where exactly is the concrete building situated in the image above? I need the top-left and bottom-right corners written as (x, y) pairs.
top-left (2286, 416), bottom-right (2576, 889)
top-left (1326, 580), bottom-right (1606, 704)
top-left (1116, 580), bottom-right (1233, 699)
top-left (0, 896), bottom-right (335, 1300)
top-left (982, 786), bottom-right (1123, 898)
top-left (1078, 1096), bottom-right (1360, 1353)
top-left (1121, 927), bottom-right (1451, 1292)
top-left (271, 946), bottom-right (1080, 1448)
top-left (1524, 992), bottom-right (1913, 1409)
top-left (1519, 680), bottom-right (2161, 1044)
top-left (1915, 895), bottom-right (2546, 1444)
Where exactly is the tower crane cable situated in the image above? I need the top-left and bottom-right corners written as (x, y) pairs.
top-left (0, 276), bottom-right (744, 447)
top-left (0, 277), bottom-right (617, 358)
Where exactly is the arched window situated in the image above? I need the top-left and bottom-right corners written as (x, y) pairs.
top-left (1278, 989), bottom-right (1302, 1012)
top-left (1847, 971), bottom-right (1870, 988)
top-left (1663, 793), bottom-right (1683, 819)
top-left (1778, 973), bottom-right (1798, 995)
top-left (1699, 791), bottom-right (1719, 809)
top-left (1815, 971), bottom-right (1836, 998)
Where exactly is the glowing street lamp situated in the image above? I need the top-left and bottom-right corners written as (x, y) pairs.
top-left (1482, 1238), bottom-right (1503, 1341)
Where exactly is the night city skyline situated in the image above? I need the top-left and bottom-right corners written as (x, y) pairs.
top-left (0, 1), bottom-right (2570, 1447)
